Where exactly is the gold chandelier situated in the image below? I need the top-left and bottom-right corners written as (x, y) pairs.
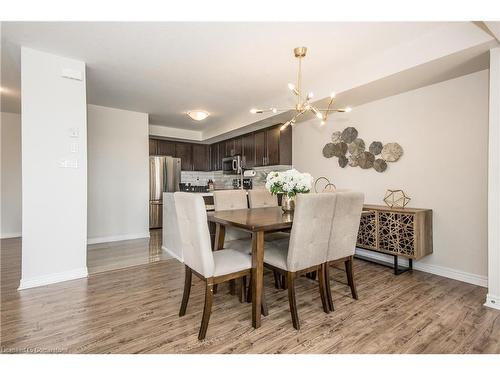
top-left (250, 47), bottom-right (351, 131)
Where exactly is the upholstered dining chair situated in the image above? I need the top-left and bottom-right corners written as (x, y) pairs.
top-left (263, 193), bottom-right (337, 329)
top-left (162, 193), bottom-right (183, 261)
top-left (213, 190), bottom-right (252, 250)
top-left (324, 191), bottom-right (364, 311)
top-left (174, 192), bottom-right (252, 340)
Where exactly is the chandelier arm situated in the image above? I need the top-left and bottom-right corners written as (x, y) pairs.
top-left (323, 97), bottom-right (335, 121)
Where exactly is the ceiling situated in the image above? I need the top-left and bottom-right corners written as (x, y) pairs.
top-left (2, 22), bottom-right (458, 129)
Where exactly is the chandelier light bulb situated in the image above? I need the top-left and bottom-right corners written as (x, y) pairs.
top-left (288, 83), bottom-right (295, 91)
top-left (345, 107), bottom-right (352, 113)
top-left (320, 120), bottom-right (326, 126)
top-left (330, 92), bottom-right (336, 99)
top-left (305, 104), bottom-right (311, 110)
top-left (250, 108), bottom-right (257, 114)
top-left (307, 92), bottom-right (314, 100)
top-left (316, 112), bottom-right (324, 120)
top-left (271, 108), bottom-right (278, 113)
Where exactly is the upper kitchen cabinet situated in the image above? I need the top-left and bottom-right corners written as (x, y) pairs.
top-left (175, 142), bottom-right (193, 171)
top-left (192, 144), bottom-right (210, 171)
top-left (242, 133), bottom-right (255, 168)
top-left (210, 143), bottom-right (221, 171)
top-left (254, 130), bottom-right (266, 167)
top-left (253, 124), bottom-right (292, 167)
top-left (157, 140), bottom-right (176, 156)
top-left (149, 139), bottom-right (159, 155)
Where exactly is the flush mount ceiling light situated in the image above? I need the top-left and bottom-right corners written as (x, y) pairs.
top-left (250, 47), bottom-right (352, 131)
top-left (187, 110), bottom-right (210, 121)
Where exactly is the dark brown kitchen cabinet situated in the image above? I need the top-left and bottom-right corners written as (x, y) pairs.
top-left (254, 130), bottom-right (266, 167)
top-left (278, 123), bottom-right (293, 165)
top-left (266, 126), bottom-right (281, 166)
top-left (149, 139), bottom-right (159, 155)
top-left (242, 133), bottom-right (255, 168)
top-left (157, 140), bottom-right (176, 156)
top-left (192, 144), bottom-right (210, 171)
top-left (175, 143), bottom-right (192, 171)
top-left (210, 143), bottom-right (221, 171)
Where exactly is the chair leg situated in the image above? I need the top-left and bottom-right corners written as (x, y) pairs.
top-left (345, 256), bottom-right (358, 300)
top-left (273, 270), bottom-right (281, 289)
top-left (198, 280), bottom-right (214, 340)
top-left (281, 274), bottom-right (287, 290)
top-left (287, 272), bottom-right (300, 330)
top-left (179, 265), bottom-right (192, 316)
top-left (324, 263), bottom-right (334, 312)
top-left (318, 264), bottom-right (329, 314)
top-left (229, 280), bottom-right (236, 295)
top-left (239, 276), bottom-right (247, 303)
top-left (261, 286), bottom-right (269, 316)
top-left (246, 274), bottom-right (252, 303)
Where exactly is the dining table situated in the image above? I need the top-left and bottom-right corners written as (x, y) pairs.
top-left (207, 206), bottom-right (293, 329)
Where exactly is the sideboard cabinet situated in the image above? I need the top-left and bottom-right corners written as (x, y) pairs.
top-left (356, 204), bottom-right (433, 274)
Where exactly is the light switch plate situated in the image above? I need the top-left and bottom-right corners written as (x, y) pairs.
top-left (68, 128), bottom-right (79, 138)
top-left (70, 142), bottom-right (78, 153)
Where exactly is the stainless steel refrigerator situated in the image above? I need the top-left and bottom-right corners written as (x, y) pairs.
top-left (149, 156), bottom-right (181, 229)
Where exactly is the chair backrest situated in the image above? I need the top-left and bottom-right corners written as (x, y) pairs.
top-left (248, 189), bottom-right (278, 208)
top-left (326, 191), bottom-right (364, 262)
top-left (213, 190), bottom-right (248, 211)
top-left (286, 193), bottom-right (337, 272)
top-left (163, 193), bottom-right (183, 261)
top-left (174, 192), bottom-right (214, 277)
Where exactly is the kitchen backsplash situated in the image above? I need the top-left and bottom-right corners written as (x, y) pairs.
top-left (181, 165), bottom-right (292, 189)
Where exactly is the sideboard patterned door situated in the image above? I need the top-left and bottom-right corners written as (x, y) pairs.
top-left (357, 205), bottom-right (432, 260)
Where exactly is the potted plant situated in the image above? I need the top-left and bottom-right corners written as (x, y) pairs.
top-left (265, 169), bottom-right (314, 212)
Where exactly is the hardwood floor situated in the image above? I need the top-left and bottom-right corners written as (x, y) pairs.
top-left (87, 230), bottom-right (170, 274)
top-left (1, 236), bottom-right (499, 354)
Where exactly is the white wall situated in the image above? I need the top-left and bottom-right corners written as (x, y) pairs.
top-left (294, 70), bottom-right (489, 285)
top-left (87, 104), bottom-right (149, 244)
top-left (1, 112), bottom-right (22, 238)
top-left (20, 47), bottom-right (88, 289)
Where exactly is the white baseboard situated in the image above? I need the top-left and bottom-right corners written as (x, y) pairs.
top-left (18, 267), bottom-right (88, 290)
top-left (484, 293), bottom-right (500, 310)
top-left (87, 232), bottom-right (150, 245)
top-left (1, 232), bottom-right (22, 239)
top-left (161, 245), bottom-right (181, 262)
top-left (355, 248), bottom-right (488, 287)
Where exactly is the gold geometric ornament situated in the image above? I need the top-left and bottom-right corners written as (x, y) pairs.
top-left (383, 189), bottom-right (411, 208)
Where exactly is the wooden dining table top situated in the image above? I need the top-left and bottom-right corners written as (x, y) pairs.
top-left (207, 207), bottom-right (294, 232)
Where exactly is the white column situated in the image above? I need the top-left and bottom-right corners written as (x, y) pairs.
top-left (19, 47), bottom-right (88, 289)
top-left (486, 47), bottom-right (500, 309)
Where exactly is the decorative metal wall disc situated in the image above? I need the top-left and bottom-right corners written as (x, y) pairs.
top-left (348, 155), bottom-right (359, 167)
top-left (341, 127), bottom-right (358, 143)
top-left (373, 159), bottom-right (387, 173)
top-left (331, 131), bottom-right (342, 143)
top-left (381, 142), bottom-right (404, 162)
top-left (322, 143), bottom-right (335, 158)
top-left (369, 141), bottom-right (383, 155)
top-left (348, 138), bottom-right (365, 156)
top-left (338, 155), bottom-right (348, 168)
top-left (383, 189), bottom-right (411, 208)
top-left (332, 142), bottom-right (348, 157)
top-left (358, 151), bottom-right (375, 169)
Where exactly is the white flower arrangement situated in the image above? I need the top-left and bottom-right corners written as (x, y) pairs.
top-left (265, 169), bottom-right (314, 197)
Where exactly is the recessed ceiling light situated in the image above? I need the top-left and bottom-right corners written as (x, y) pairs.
top-left (187, 110), bottom-right (209, 121)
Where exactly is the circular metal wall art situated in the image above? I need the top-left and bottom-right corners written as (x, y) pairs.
top-left (331, 131), bottom-right (342, 144)
top-left (333, 142), bottom-right (348, 157)
top-left (348, 138), bottom-right (365, 156)
top-left (381, 142), bottom-right (404, 162)
top-left (341, 127), bottom-right (358, 143)
top-left (338, 155), bottom-right (348, 168)
top-left (369, 141), bottom-right (383, 155)
top-left (322, 143), bottom-right (335, 158)
top-left (373, 159), bottom-right (387, 173)
top-left (358, 151), bottom-right (375, 169)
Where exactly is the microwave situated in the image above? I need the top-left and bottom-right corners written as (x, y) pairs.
top-left (222, 155), bottom-right (242, 175)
